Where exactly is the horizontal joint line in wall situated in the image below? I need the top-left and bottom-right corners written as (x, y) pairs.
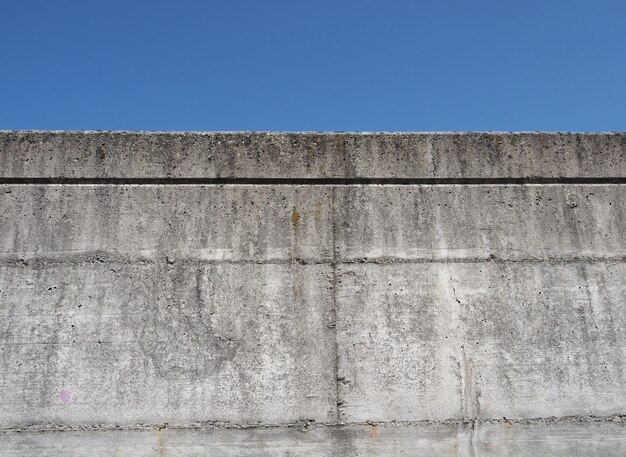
top-left (1, 177), bottom-right (626, 185)
top-left (0, 256), bottom-right (625, 266)
top-left (1, 414), bottom-right (624, 434)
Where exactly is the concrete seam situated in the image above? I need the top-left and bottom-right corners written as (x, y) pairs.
top-left (445, 261), bottom-right (478, 457)
top-left (1, 255), bottom-right (626, 266)
top-left (330, 186), bottom-right (343, 423)
top-left (1, 415), bottom-right (624, 434)
top-left (1, 177), bottom-right (626, 185)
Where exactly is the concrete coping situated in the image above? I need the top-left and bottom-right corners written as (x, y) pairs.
top-left (1, 131), bottom-right (625, 180)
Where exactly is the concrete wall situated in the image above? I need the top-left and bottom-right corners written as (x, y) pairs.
top-left (1, 131), bottom-right (625, 455)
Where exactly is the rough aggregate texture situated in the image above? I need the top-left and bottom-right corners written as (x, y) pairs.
top-left (1, 131), bottom-right (625, 179)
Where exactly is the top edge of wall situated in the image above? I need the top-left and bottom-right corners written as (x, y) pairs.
top-left (1, 131), bottom-right (625, 179)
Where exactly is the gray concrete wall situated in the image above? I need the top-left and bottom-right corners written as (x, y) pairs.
top-left (0, 131), bottom-right (624, 455)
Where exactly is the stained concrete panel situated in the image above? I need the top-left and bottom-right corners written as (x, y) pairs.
top-left (1, 131), bottom-right (625, 179)
top-left (3, 421), bottom-right (625, 456)
top-left (335, 263), bottom-right (463, 421)
top-left (0, 424), bottom-right (461, 457)
top-left (334, 185), bottom-right (626, 261)
top-left (0, 185), bottom-right (333, 262)
top-left (474, 420), bottom-right (626, 457)
top-left (3, 184), bottom-right (625, 263)
top-left (0, 262), bottom-right (336, 427)
top-left (455, 262), bottom-right (626, 419)
top-left (336, 263), bottom-right (626, 422)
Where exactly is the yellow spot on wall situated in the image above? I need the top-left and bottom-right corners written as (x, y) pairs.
top-left (292, 208), bottom-right (300, 225)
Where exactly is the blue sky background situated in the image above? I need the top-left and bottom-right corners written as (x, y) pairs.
top-left (1, 1), bottom-right (624, 131)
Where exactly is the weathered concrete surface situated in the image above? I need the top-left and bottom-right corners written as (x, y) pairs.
top-left (1, 184), bottom-right (624, 262)
top-left (334, 185), bottom-right (626, 261)
top-left (337, 263), bottom-right (626, 422)
top-left (0, 263), bottom-right (336, 427)
top-left (0, 185), bottom-right (334, 262)
top-left (474, 419), bottom-right (626, 456)
top-left (1, 131), bottom-right (625, 455)
top-left (1, 131), bottom-right (625, 179)
top-left (2, 421), bottom-right (625, 456)
top-left (0, 424), bottom-right (461, 457)
top-left (336, 263), bottom-right (463, 422)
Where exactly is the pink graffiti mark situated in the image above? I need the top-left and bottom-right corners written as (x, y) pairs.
top-left (59, 389), bottom-right (73, 405)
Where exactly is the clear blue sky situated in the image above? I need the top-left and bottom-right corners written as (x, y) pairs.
top-left (1, 1), bottom-right (625, 131)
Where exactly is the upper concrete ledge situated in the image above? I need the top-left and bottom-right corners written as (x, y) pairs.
top-left (1, 131), bottom-right (624, 179)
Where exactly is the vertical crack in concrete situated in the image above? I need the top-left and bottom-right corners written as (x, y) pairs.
top-left (471, 421), bottom-right (479, 457)
top-left (194, 265), bottom-right (212, 335)
top-left (456, 421), bottom-right (478, 457)
top-left (330, 186), bottom-right (343, 423)
top-left (460, 345), bottom-right (477, 421)
top-left (445, 262), bottom-right (479, 457)
top-left (445, 262), bottom-right (477, 420)
top-left (451, 283), bottom-right (462, 304)
top-left (445, 261), bottom-right (462, 304)
top-left (156, 424), bottom-right (167, 457)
